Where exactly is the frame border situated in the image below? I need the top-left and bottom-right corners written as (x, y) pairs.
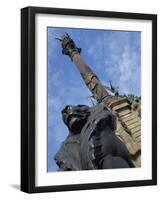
top-left (21, 6), bottom-right (157, 193)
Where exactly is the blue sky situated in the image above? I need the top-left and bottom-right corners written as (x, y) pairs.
top-left (47, 27), bottom-right (141, 172)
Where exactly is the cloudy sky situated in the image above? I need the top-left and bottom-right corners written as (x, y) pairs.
top-left (47, 27), bottom-right (141, 172)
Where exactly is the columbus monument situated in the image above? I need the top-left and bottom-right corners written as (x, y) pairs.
top-left (54, 33), bottom-right (141, 171)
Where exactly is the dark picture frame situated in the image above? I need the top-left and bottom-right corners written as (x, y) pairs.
top-left (21, 6), bottom-right (157, 193)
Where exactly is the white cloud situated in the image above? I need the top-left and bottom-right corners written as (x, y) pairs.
top-left (119, 45), bottom-right (132, 82)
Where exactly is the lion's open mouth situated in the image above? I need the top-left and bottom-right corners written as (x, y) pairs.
top-left (61, 105), bottom-right (90, 134)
